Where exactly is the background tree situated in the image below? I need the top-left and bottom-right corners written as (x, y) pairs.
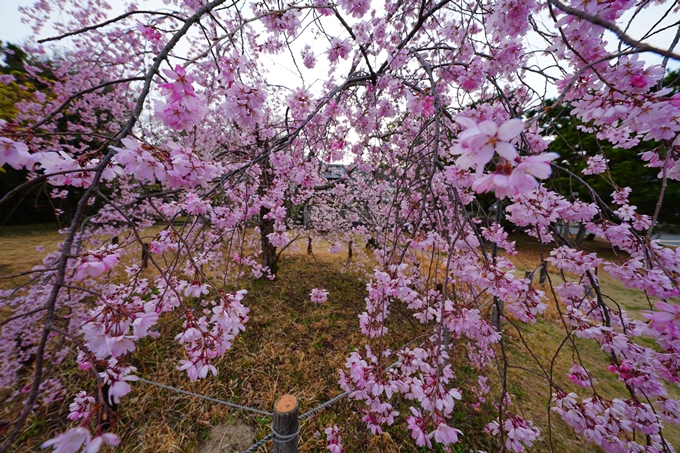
top-left (537, 71), bottom-right (680, 226)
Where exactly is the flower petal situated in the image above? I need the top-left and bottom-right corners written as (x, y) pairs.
top-left (475, 145), bottom-right (495, 167)
top-left (527, 162), bottom-right (552, 179)
top-left (84, 437), bottom-right (103, 453)
top-left (455, 116), bottom-right (477, 130)
top-left (469, 134), bottom-right (490, 149)
top-left (477, 120), bottom-right (497, 136)
top-left (471, 173), bottom-right (495, 193)
top-left (497, 118), bottom-right (524, 140)
top-left (495, 141), bottom-right (518, 161)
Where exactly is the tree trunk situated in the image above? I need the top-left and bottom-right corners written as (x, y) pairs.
top-left (141, 242), bottom-right (149, 269)
top-left (260, 206), bottom-right (278, 276)
top-left (539, 260), bottom-right (548, 285)
top-left (492, 298), bottom-right (503, 331)
top-left (575, 223), bottom-right (587, 246)
top-left (258, 149), bottom-right (278, 277)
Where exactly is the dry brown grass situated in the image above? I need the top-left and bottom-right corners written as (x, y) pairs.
top-left (0, 223), bottom-right (62, 288)
top-left (497, 232), bottom-right (680, 451)
top-left (1, 227), bottom-right (679, 452)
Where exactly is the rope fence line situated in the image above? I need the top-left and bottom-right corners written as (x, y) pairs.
top-left (241, 353), bottom-right (406, 452)
top-left (137, 377), bottom-right (273, 416)
top-left (138, 350), bottom-right (411, 452)
top-left (136, 376), bottom-right (351, 452)
top-left (242, 433), bottom-right (274, 453)
top-left (242, 392), bottom-right (350, 453)
top-left (299, 391), bottom-right (349, 420)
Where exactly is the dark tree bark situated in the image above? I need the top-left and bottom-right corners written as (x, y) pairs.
top-left (141, 242), bottom-right (149, 269)
top-left (539, 260), bottom-right (548, 285)
top-left (575, 223), bottom-right (587, 246)
top-left (260, 205), bottom-right (278, 276)
top-left (258, 146), bottom-right (278, 277)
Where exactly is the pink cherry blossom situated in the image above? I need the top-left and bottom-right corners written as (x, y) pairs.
top-left (566, 364), bottom-right (593, 388)
top-left (155, 65), bottom-right (207, 131)
top-left (337, 0), bottom-right (370, 18)
top-left (406, 92), bottom-right (435, 117)
top-left (644, 302), bottom-right (680, 339)
top-left (454, 117), bottom-right (524, 170)
top-left (432, 423), bottom-right (462, 445)
top-left (83, 434), bottom-right (119, 453)
top-left (75, 251), bottom-right (120, 280)
top-left (67, 391), bottom-right (95, 421)
top-left (327, 38), bottom-right (352, 63)
top-left (310, 288), bottom-right (329, 303)
top-left (41, 427), bottom-right (91, 453)
top-left (325, 425), bottom-right (344, 453)
top-left (583, 154), bottom-right (609, 175)
top-left (185, 281), bottom-right (210, 298)
top-left (508, 153), bottom-right (559, 193)
top-left (0, 137), bottom-right (31, 170)
top-left (5, 0), bottom-right (680, 451)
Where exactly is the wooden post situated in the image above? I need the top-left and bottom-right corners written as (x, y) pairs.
top-left (307, 235), bottom-right (313, 255)
top-left (348, 240), bottom-right (353, 261)
top-left (272, 395), bottom-right (299, 453)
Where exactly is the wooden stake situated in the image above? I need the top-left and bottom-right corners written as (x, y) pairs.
top-left (273, 395), bottom-right (299, 453)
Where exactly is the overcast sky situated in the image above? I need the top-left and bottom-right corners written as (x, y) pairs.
top-left (1, 0), bottom-right (678, 100)
top-left (1, 0), bottom-right (34, 44)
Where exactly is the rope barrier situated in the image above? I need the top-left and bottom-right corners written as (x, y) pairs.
top-left (240, 392), bottom-right (349, 453)
top-left (136, 376), bottom-right (351, 452)
top-left (299, 391), bottom-right (349, 420)
top-left (239, 348), bottom-right (418, 452)
top-left (137, 377), bottom-right (273, 416)
top-left (241, 433), bottom-right (273, 453)
top-left (271, 424), bottom-right (300, 443)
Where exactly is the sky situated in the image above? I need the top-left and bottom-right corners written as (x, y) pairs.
top-left (0, 0), bottom-right (347, 98)
top-left (1, 0), bottom-right (35, 44)
top-left (1, 0), bottom-right (678, 101)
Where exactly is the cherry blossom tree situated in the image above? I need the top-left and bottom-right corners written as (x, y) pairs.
top-left (1, 0), bottom-right (680, 452)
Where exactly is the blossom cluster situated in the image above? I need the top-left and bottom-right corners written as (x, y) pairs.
top-left (310, 288), bottom-right (329, 303)
top-left (175, 290), bottom-right (249, 380)
top-left (155, 65), bottom-right (207, 131)
top-left (113, 137), bottom-right (221, 189)
top-left (452, 117), bottom-right (559, 198)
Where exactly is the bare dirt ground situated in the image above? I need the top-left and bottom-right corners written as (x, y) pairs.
top-left (199, 423), bottom-right (254, 453)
